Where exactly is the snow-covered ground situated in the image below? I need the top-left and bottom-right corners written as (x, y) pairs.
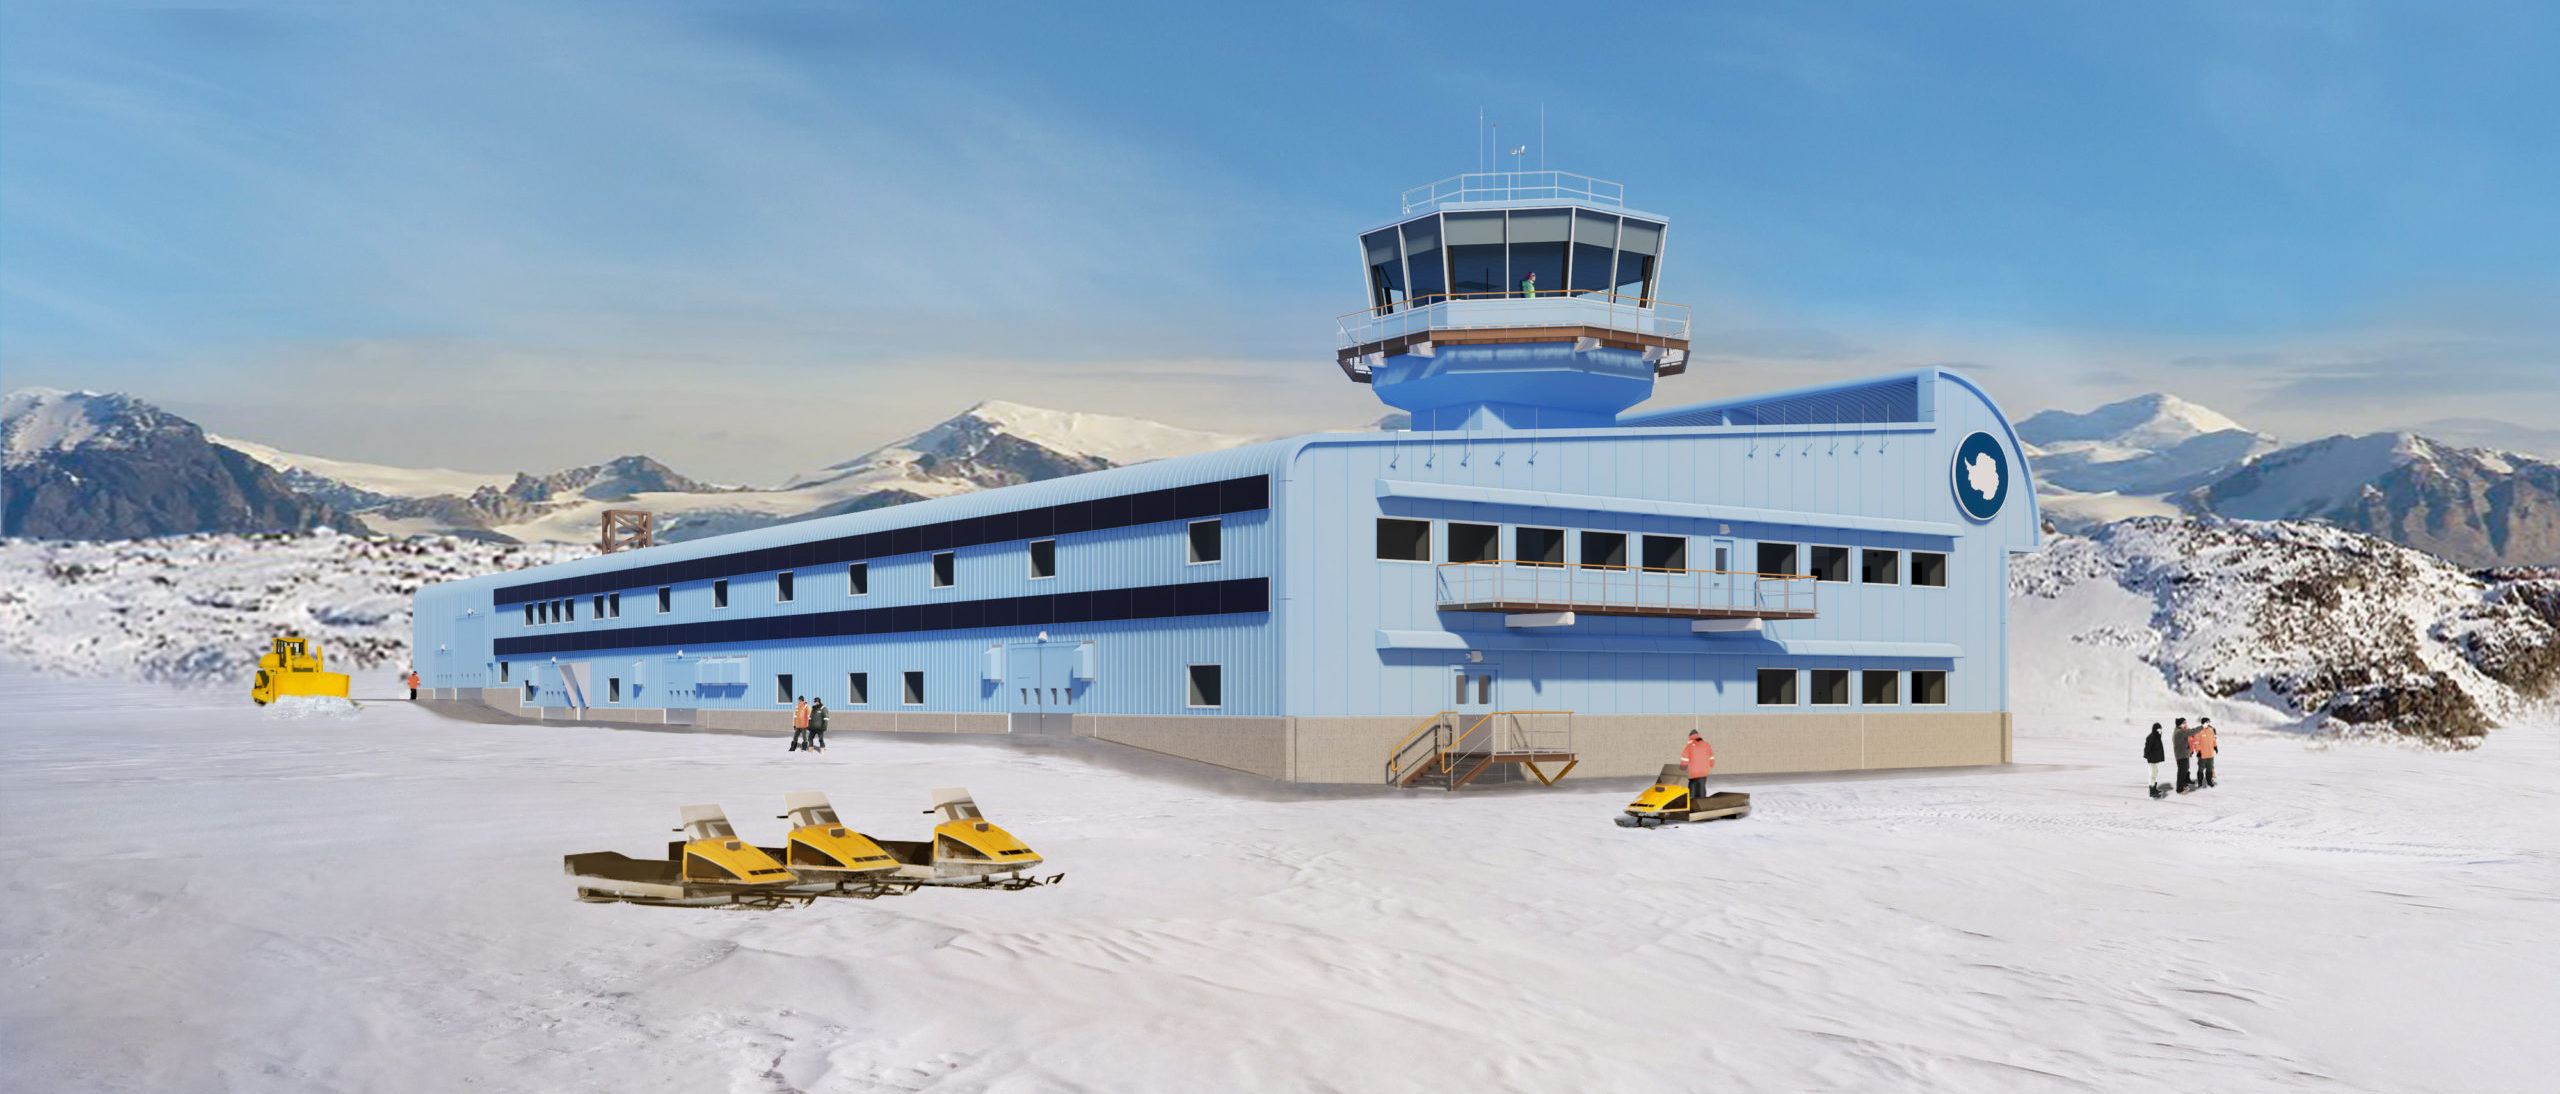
top-left (3, 664), bottom-right (2553, 1093)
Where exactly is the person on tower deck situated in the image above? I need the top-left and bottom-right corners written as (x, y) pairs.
top-left (406, 669), bottom-right (420, 701)
top-left (2195, 718), bottom-right (2219, 789)
top-left (2142, 722), bottom-right (2167, 794)
top-left (2172, 717), bottom-right (2196, 794)
top-left (790, 696), bottom-right (810, 752)
top-left (808, 698), bottom-right (828, 754)
top-left (1520, 271), bottom-right (1540, 299)
top-left (1679, 731), bottom-right (1715, 802)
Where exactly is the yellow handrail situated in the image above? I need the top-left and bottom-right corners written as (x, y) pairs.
top-left (1435, 562), bottom-right (1814, 581)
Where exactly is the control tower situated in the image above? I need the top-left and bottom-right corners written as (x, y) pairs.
top-left (1335, 172), bottom-right (1690, 431)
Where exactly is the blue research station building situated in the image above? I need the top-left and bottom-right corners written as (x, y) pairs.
top-left (413, 172), bottom-right (2042, 784)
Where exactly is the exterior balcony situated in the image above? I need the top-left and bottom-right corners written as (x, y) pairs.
top-left (1434, 561), bottom-right (1817, 622)
top-left (1335, 291), bottom-right (1691, 384)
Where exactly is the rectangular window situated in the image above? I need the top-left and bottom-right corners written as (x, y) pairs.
top-left (1810, 669), bottom-right (1850, 705)
top-left (1377, 518), bottom-right (1431, 562)
top-left (1756, 668), bottom-right (1797, 705)
top-left (1453, 671), bottom-right (1469, 705)
top-left (608, 677), bottom-right (622, 703)
top-left (1579, 530), bottom-right (1628, 569)
top-left (1187, 664), bottom-right (1223, 708)
top-left (1913, 670), bottom-right (1949, 705)
top-left (562, 599), bottom-right (574, 622)
top-left (1912, 551), bottom-right (1948, 588)
top-left (1029, 539), bottom-right (1057, 579)
top-left (1861, 670), bottom-right (1899, 705)
top-left (932, 551), bottom-right (956, 588)
top-left (1809, 546), bottom-right (1850, 583)
top-left (848, 672), bottom-right (868, 705)
top-left (524, 680), bottom-right (538, 704)
top-left (1447, 522), bottom-right (1499, 564)
top-left (1861, 549), bottom-right (1899, 585)
top-left (847, 562), bottom-right (869, 596)
top-left (524, 604), bottom-right (535, 626)
top-left (1642, 534), bottom-right (1688, 572)
top-left (608, 592), bottom-right (621, 617)
top-left (713, 579), bottom-right (729, 609)
top-left (1758, 542), bottom-right (1798, 576)
top-left (776, 674), bottom-right (795, 704)
top-left (657, 586), bottom-right (672, 613)
top-left (1515, 526), bottom-right (1565, 567)
top-left (902, 670), bottom-right (925, 705)
top-left (592, 594), bottom-right (605, 618)
top-left (499, 661), bottom-right (510, 682)
top-left (776, 571), bottom-right (795, 602)
top-left (1188, 519), bottom-right (1222, 564)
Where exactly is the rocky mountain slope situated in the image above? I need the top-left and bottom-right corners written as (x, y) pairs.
top-left (2012, 518), bottom-right (2559, 744)
top-left (2, 390), bottom-right (370, 540)
top-left (2199, 432), bottom-right (2560, 568)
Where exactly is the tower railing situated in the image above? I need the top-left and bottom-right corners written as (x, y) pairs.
top-left (1435, 561), bottom-right (1818, 620)
top-left (1338, 290), bottom-right (1690, 350)
top-left (1402, 172), bottom-right (1625, 213)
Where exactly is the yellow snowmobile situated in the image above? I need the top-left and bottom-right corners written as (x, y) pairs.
top-left (1617, 763), bottom-right (1752, 828)
top-left (564, 805), bottom-right (807, 908)
top-left (873, 787), bottom-right (1058, 889)
top-left (754, 791), bottom-right (912, 900)
top-left (249, 636), bottom-right (351, 706)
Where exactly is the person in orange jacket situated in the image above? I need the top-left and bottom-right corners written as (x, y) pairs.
top-left (789, 696), bottom-right (811, 752)
top-left (2194, 718), bottom-right (2219, 789)
top-left (1679, 730), bottom-right (1716, 801)
top-left (406, 669), bottom-right (420, 701)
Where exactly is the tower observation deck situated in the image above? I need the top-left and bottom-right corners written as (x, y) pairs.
top-left (1337, 171), bottom-right (1690, 431)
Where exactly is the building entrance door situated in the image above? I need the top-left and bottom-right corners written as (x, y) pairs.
top-left (1708, 537), bottom-right (1738, 608)
top-left (1005, 642), bottom-right (1075, 734)
top-left (1452, 663), bottom-right (1497, 713)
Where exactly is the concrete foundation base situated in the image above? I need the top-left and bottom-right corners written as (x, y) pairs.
top-left (411, 691), bottom-right (2008, 784)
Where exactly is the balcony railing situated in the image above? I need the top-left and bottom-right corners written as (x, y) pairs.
top-left (1338, 291), bottom-right (1690, 351)
top-left (1435, 562), bottom-right (1817, 620)
top-left (1402, 172), bottom-right (1625, 214)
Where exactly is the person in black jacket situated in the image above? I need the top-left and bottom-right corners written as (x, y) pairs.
top-left (2142, 723), bottom-right (2167, 796)
top-left (2172, 717), bottom-right (2196, 793)
top-left (807, 698), bottom-right (828, 753)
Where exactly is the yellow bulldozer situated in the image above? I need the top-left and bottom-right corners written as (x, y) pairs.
top-left (250, 636), bottom-right (352, 706)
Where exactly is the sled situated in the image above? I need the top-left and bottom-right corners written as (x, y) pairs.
top-left (1616, 763), bottom-right (1753, 828)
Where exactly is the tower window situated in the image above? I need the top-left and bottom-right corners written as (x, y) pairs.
top-left (1861, 550), bottom-right (1899, 585)
top-left (1377, 518), bottom-right (1431, 562)
top-left (1810, 669), bottom-right (1850, 705)
top-left (1809, 546), bottom-right (1850, 583)
top-left (1447, 522), bottom-right (1498, 564)
top-left (1913, 552), bottom-right (1948, 588)
top-left (1188, 519), bottom-right (1222, 564)
top-left (1402, 216), bottom-right (1446, 304)
top-left (1579, 531), bottom-right (1628, 569)
top-left (848, 562), bottom-right (869, 595)
top-left (1445, 211), bottom-right (1506, 297)
top-left (1913, 670), bottom-right (1949, 705)
top-left (903, 670), bottom-right (926, 705)
top-left (1644, 535), bottom-right (1689, 572)
top-left (932, 551), bottom-right (956, 588)
top-left (1029, 539), bottom-right (1056, 579)
top-left (1187, 664), bottom-right (1223, 708)
top-left (1507, 208), bottom-right (1568, 298)
top-left (1515, 527), bottom-right (1564, 567)
top-left (1756, 669), bottom-right (1797, 706)
top-left (1758, 542), bottom-right (1798, 576)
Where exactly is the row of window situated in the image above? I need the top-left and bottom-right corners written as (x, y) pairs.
top-left (519, 665), bottom-right (1228, 710)
top-left (1376, 518), bottom-right (1949, 586)
top-left (1757, 668), bottom-right (1949, 706)
top-left (526, 522), bottom-right (1226, 628)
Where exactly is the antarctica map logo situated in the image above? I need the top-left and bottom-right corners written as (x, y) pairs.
top-left (1952, 431), bottom-right (2009, 521)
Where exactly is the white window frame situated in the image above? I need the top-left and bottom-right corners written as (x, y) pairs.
top-left (1028, 539), bottom-right (1058, 580)
top-left (1186, 663), bottom-right (1224, 708)
top-left (1187, 519), bottom-right (1223, 565)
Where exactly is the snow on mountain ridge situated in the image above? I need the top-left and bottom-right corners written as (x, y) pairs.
top-left (2017, 393), bottom-right (2278, 499)
top-left (3, 389), bottom-right (187, 467)
top-left (211, 434), bottom-right (513, 500)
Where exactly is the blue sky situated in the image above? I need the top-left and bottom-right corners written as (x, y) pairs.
top-left (4, 0), bottom-right (2555, 479)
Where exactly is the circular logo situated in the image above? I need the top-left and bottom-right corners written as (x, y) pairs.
top-left (1951, 431), bottom-right (2009, 521)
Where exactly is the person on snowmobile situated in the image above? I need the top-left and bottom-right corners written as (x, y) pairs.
top-left (2194, 719), bottom-right (2218, 789)
top-left (2172, 718), bottom-right (2196, 793)
top-left (790, 696), bottom-right (810, 752)
top-left (1680, 731), bottom-right (1716, 801)
top-left (2142, 723), bottom-right (2166, 794)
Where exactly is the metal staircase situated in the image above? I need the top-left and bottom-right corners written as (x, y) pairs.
top-left (1385, 711), bottom-right (1578, 790)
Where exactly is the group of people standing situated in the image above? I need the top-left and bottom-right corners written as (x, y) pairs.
top-left (2141, 717), bottom-right (2219, 796)
top-left (790, 696), bottom-right (828, 753)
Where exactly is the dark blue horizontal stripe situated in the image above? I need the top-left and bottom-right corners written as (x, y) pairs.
top-left (492, 577), bottom-right (1269, 657)
top-left (494, 475), bottom-right (1269, 607)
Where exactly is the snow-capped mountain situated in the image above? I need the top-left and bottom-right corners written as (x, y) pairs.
top-left (2017, 393), bottom-right (2279, 496)
top-left (2013, 518), bottom-right (2558, 744)
top-left (780, 400), bottom-right (1257, 521)
top-left (2, 389), bottom-right (369, 540)
top-left (2196, 432), bottom-right (2560, 568)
